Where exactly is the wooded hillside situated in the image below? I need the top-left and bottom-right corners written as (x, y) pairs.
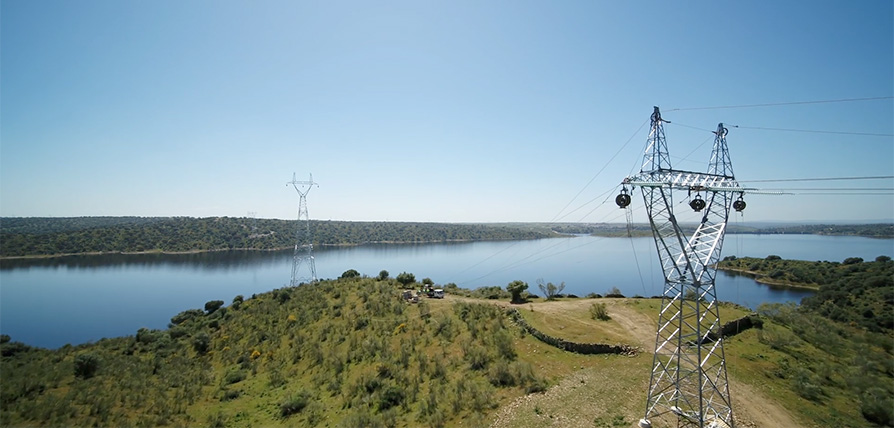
top-left (0, 217), bottom-right (554, 257)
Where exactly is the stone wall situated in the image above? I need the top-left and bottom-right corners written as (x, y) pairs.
top-left (507, 309), bottom-right (762, 355)
top-left (506, 309), bottom-right (638, 356)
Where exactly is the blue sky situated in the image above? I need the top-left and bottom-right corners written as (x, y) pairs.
top-left (2, 1), bottom-right (892, 223)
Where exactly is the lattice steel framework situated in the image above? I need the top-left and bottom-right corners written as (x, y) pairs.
top-left (287, 173), bottom-right (319, 286)
top-left (618, 107), bottom-right (748, 428)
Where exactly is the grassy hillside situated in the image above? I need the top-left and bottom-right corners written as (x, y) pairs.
top-left (1, 275), bottom-right (552, 427)
top-left (2, 267), bottom-right (891, 427)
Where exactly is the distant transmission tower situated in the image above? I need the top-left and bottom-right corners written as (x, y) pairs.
top-left (287, 173), bottom-right (319, 286)
top-left (616, 107), bottom-right (748, 428)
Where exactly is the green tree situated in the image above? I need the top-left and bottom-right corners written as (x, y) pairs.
top-left (506, 280), bottom-right (528, 304)
top-left (340, 269), bottom-right (361, 279)
top-left (396, 272), bottom-right (416, 287)
top-left (170, 309), bottom-right (205, 325)
top-left (537, 279), bottom-right (565, 301)
top-left (74, 353), bottom-right (100, 379)
top-left (377, 270), bottom-right (389, 281)
top-left (204, 300), bottom-right (224, 314)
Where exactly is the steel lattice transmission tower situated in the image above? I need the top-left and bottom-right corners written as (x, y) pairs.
top-left (616, 107), bottom-right (748, 428)
top-left (287, 173), bottom-right (319, 286)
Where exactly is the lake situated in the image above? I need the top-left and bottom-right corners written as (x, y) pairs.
top-left (1, 234), bottom-right (891, 349)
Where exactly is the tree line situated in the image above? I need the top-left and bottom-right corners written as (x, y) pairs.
top-left (0, 217), bottom-right (554, 257)
top-left (718, 254), bottom-right (893, 333)
top-left (718, 254), bottom-right (893, 425)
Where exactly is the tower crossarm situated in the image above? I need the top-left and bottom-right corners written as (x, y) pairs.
top-left (623, 169), bottom-right (748, 193)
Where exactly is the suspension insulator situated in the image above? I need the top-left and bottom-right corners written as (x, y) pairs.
top-left (689, 197), bottom-right (706, 212)
top-left (616, 193), bottom-right (631, 208)
top-left (733, 198), bottom-right (746, 212)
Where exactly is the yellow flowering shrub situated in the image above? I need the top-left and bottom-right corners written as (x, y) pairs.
top-left (393, 323), bottom-right (407, 335)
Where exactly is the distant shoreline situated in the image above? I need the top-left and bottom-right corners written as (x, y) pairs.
top-left (716, 266), bottom-right (821, 291)
top-left (0, 238), bottom-right (533, 260)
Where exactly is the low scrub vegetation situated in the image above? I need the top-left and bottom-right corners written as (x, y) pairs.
top-left (0, 273), bottom-right (546, 427)
top-left (589, 302), bottom-right (611, 321)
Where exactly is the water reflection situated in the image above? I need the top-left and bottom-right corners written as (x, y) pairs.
top-left (0, 250), bottom-right (293, 271)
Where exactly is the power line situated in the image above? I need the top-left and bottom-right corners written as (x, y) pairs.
top-left (671, 121), bottom-right (893, 138)
top-left (783, 192), bottom-right (894, 196)
top-left (729, 125), bottom-right (893, 137)
top-left (550, 118), bottom-right (649, 222)
top-left (666, 96), bottom-right (893, 112)
top-left (452, 119), bottom-right (649, 286)
top-left (739, 175), bottom-right (894, 183)
top-left (757, 187), bottom-right (894, 191)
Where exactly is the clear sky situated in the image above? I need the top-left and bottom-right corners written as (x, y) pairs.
top-left (2, 1), bottom-right (892, 224)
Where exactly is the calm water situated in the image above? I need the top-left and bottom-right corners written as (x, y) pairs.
top-left (1, 234), bottom-right (891, 348)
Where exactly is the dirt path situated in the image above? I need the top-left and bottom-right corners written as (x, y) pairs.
top-left (459, 296), bottom-right (807, 428)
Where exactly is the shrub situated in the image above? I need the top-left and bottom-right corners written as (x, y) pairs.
top-left (492, 330), bottom-right (517, 361)
top-left (280, 391), bottom-right (310, 417)
top-left (204, 300), bottom-right (225, 314)
top-left (861, 387), bottom-right (894, 426)
top-left (340, 269), bottom-right (361, 279)
top-left (396, 272), bottom-right (416, 287)
top-left (766, 255), bottom-right (782, 260)
top-left (220, 389), bottom-right (241, 401)
top-left (378, 385), bottom-right (404, 411)
top-left (472, 286), bottom-right (507, 300)
top-left (463, 342), bottom-right (491, 370)
top-left (74, 353), bottom-right (100, 379)
top-left (605, 287), bottom-right (625, 298)
top-left (275, 289), bottom-right (291, 304)
top-left (377, 270), bottom-right (389, 281)
top-left (170, 309), bottom-right (204, 325)
top-left (525, 377), bottom-right (548, 394)
top-left (0, 334), bottom-right (10, 344)
top-left (590, 302), bottom-right (611, 321)
top-left (192, 333), bottom-right (211, 355)
top-left (488, 360), bottom-right (515, 386)
top-left (223, 369), bottom-right (246, 385)
top-left (135, 327), bottom-right (160, 344)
